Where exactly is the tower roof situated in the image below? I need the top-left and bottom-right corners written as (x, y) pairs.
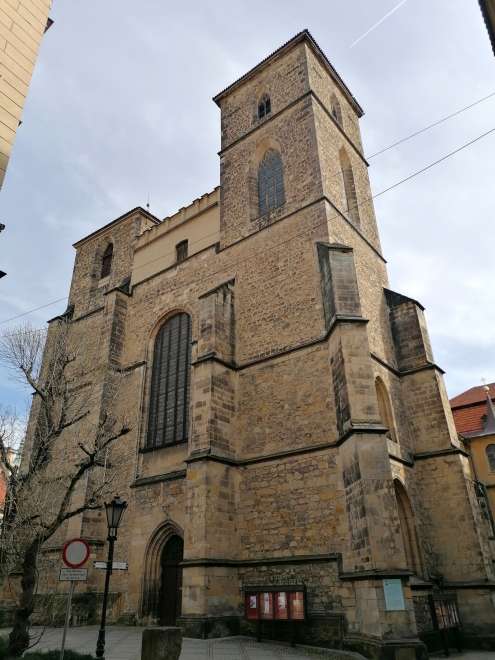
top-left (213, 29), bottom-right (364, 117)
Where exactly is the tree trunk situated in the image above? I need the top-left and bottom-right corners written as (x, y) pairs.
top-left (7, 540), bottom-right (39, 657)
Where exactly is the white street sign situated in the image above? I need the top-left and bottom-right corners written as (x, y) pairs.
top-left (59, 568), bottom-right (87, 581)
top-left (94, 561), bottom-right (128, 571)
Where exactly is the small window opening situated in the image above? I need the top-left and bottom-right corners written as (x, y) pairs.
top-left (331, 94), bottom-right (343, 126)
top-left (258, 95), bottom-right (271, 120)
top-left (176, 240), bottom-right (188, 263)
top-left (100, 243), bottom-right (113, 279)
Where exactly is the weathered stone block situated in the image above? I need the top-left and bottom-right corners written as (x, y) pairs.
top-left (141, 627), bottom-right (182, 660)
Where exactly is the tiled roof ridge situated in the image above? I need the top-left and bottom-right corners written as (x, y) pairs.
top-left (212, 29), bottom-right (363, 117)
top-left (450, 382), bottom-right (495, 407)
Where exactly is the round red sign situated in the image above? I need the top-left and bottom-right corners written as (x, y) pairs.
top-left (62, 538), bottom-right (90, 569)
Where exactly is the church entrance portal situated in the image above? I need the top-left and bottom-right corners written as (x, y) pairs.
top-left (159, 535), bottom-right (184, 625)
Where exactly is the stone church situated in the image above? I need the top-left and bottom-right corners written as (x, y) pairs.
top-left (32, 31), bottom-right (495, 658)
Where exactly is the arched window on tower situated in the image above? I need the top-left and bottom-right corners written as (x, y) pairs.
top-left (486, 444), bottom-right (495, 471)
top-left (100, 243), bottom-right (113, 278)
top-left (394, 480), bottom-right (423, 575)
top-left (258, 149), bottom-right (285, 216)
top-left (331, 93), bottom-right (342, 126)
top-left (147, 312), bottom-right (192, 449)
top-left (339, 150), bottom-right (360, 226)
top-left (258, 94), bottom-right (271, 120)
top-left (375, 377), bottom-right (397, 442)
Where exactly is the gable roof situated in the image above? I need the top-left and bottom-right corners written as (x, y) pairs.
top-left (213, 29), bottom-right (364, 117)
top-left (450, 383), bottom-right (495, 437)
top-left (73, 207), bottom-right (161, 248)
top-left (450, 382), bottom-right (495, 408)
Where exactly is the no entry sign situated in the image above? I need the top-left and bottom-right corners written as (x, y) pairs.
top-left (62, 538), bottom-right (90, 569)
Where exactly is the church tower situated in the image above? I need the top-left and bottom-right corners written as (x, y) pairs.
top-left (19, 30), bottom-right (495, 659)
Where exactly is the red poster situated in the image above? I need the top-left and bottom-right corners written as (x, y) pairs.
top-left (260, 592), bottom-right (274, 620)
top-left (245, 593), bottom-right (259, 620)
top-left (275, 591), bottom-right (288, 620)
top-left (289, 591), bottom-right (305, 620)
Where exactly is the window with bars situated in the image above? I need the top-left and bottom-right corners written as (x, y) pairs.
top-left (258, 149), bottom-right (285, 216)
top-left (176, 240), bottom-right (188, 263)
top-left (146, 313), bottom-right (192, 449)
top-left (101, 243), bottom-right (113, 278)
top-left (258, 95), bottom-right (271, 120)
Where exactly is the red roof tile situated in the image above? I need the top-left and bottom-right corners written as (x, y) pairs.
top-left (450, 383), bottom-right (495, 407)
top-left (452, 402), bottom-right (489, 434)
top-left (450, 383), bottom-right (495, 435)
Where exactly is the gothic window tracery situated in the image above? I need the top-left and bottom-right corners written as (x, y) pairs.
top-left (258, 94), bottom-right (271, 119)
top-left (100, 243), bottom-right (113, 278)
top-left (146, 312), bottom-right (191, 449)
top-left (258, 149), bottom-right (285, 216)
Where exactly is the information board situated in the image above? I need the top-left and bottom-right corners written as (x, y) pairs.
top-left (383, 579), bottom-right (405, 611)
top-left (244, 587), bottom-right (305, 621)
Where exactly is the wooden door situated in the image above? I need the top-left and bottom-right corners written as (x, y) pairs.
top-left (159, 535), bottom-right (183, 625)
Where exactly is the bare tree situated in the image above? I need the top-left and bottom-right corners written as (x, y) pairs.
top-left (0, 320), bottom-right (130, 657)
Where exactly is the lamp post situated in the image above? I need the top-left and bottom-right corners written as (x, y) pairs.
top-left (96, 496), bottom-right (127, 659)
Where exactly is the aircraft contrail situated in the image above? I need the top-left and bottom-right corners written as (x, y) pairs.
top-left (350, 0), bottom-right (408, 48)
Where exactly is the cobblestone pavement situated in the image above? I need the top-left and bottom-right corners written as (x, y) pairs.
top-left (1, 627), bottom-right (493, 660)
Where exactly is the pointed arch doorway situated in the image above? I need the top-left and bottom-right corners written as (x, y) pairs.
top-left (141, 522), bottom-right (184, 625)
top-left (159, 535), bottom-right (184, 625)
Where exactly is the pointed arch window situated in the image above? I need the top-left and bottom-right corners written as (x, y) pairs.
top-left (394, 480), bottom-right (423, 575)
top-left (100, 243), bottom-right (113, 278)
top-left (339, 150), bottom-right (360, 226)
top-left (258, 95), bottom-right (271, 120)
top-left (147, 313), bottom-right (192, 448)
top-left (258, 149), bottom-right (285, 216)
top-left (486, 444), bottom-right (495, 471)
top-left (375, 377), bottom-right (397, 442)
top-left (331, 93), bottom-right (342, 126)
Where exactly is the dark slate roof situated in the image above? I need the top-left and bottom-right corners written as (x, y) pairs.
top-left (213, 29), bottom-right (364, 117)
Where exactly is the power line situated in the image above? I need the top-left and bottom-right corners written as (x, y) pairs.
top-left (367, 91), bottom-right (495, 159)
top-left (4, 87), bottom-right (493, 319)
top-left (1, 124), bottom-right (493, 328)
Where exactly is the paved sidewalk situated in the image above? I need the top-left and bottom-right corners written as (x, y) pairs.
top-left (1, 627), bottom-right (493, 659)
top-left (1, 626), bottom-right (342, 659)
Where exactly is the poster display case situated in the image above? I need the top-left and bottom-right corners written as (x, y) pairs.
top-left (243, 585), bottom-right (306, 622)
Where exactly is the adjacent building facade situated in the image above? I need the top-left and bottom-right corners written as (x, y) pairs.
top-left (0, 0), bottom-right (52, 189)
top-left (451, 383), bottom-right (495, 523)
top-left (27, 31), bottom-right (495, 658)
top-left (479, 0), bottom-right (495, 54)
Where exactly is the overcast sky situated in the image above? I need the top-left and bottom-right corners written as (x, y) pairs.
top-left (0, 0), bottom-right (494, 414)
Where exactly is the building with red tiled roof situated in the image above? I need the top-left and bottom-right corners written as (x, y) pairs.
top-left (451, 383), bottom-right (495, 522)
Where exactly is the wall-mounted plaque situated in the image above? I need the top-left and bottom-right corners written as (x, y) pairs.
top-left (383, 579), bottom-right (405, 611)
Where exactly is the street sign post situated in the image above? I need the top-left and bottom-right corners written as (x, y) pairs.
top-left (94, 561), bottom-right (128, 571)
top-left (59, 539), bottom-right (90, 660)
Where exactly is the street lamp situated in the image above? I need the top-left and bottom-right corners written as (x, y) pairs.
top-left (96, 496), bottom-right (127, 659)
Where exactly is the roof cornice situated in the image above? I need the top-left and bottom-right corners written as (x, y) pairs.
top-left (73, 207), bottom-right (161, 249)
top-left (213, 29), bottom-right (364, 117)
